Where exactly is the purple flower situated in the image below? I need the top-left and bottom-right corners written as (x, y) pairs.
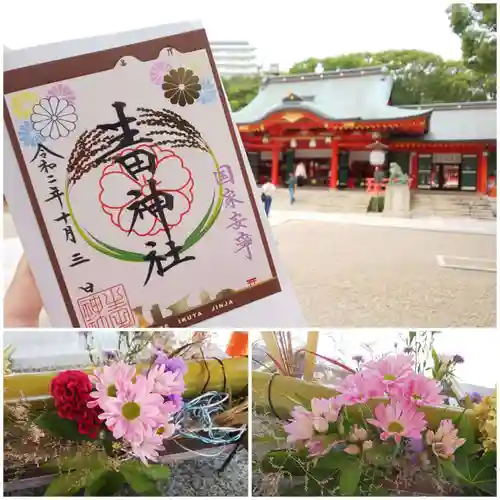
top-left (155, 351), bottom-right (188, 376)
top-left (408, 437), bottom-right (425, 453)
top-left (407, 437), bottom-right (425, 465)
top-left (166, 392), bottom-right (184, 412)
top-left (453, 354), bottom-right (464, 364)
top-left (468, 392), bottom-right (482, 404)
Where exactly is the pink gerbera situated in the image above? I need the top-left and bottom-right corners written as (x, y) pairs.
top-left (338, 371), bottom-right (386, 405)
top-left (365, 354), bottom-right (414, 388)
top-left (98, 374), bottom-right (164, 443)
top-left (88, 360), bottom-right (136, 408)
top-left (367, 400), bottom-right (427, 443)
top-left (391, 373), bottom-right (443, 407)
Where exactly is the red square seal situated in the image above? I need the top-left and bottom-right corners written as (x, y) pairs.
top-left (77, 284), bottom-right (136, 328)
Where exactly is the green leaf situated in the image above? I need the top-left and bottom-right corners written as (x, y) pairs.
top-left (84, 469), bottom-right (109, 496)
top-left (36, 410), bottom-right (95, 442)
top-left (338, 461), bottom-right (361, 495)
top-left (316, 449), bottom-right (358, 472)
top-left (455, 416), bottom-right (479, 456)
top-left (441, 455), bottom-right (497, 495)
top-left (94, 471), bottom-right (126, 496)
top-left (120, 461), bottom-right (162, 496)
top-left (44, 470), bottom-right (90, 496)
top-left (142, 463), bottom-right (171, 482)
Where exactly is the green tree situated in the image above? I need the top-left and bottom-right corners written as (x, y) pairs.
top-left (221, 75), bottom-right (261, 111)
top-left (290, 50), bottom-right (491, 104)
top-left (447, 3), bottom-right (496, 97)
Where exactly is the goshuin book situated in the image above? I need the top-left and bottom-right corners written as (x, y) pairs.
top-left (3, 22), bottom-right (304, 329)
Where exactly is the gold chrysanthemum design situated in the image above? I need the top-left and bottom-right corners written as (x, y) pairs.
top-left (162, 68), bottom-right (201, 107)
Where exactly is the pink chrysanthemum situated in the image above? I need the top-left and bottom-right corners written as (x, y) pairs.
top-left (88, 360), bottom-right (136, 408)
top-left (365, 354), bottom-right (414, 388)
top-left (131, 428), bottom-right (166, 465)
top-left (391, 373), bottom-right (443, 407)
top-left (98, 374), bottom-right (164, 443)
top-left (367, 400), bottom-right (427, 443)
top-left (338, 371), bottom-right (386, 405)
top-left (147, 363), bottom-right (185, 397)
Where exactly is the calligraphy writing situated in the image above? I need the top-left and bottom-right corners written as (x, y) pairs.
top-left (96, 101), bottom-right (152, 164)
top-left (127, 179), bottom-right (173, 235)
top-left (143, 241), bottom-right (195, 286)
top-left (220, 164), bottom-right (253, 261)
top-left (97, 102), bottom-right (195, 284)
top-left (70, 253), bottom-right (91, 268)
top-left (31, 144), bottom-right (88, 265)
top-left (234, 232), bottom-right (253, 260)
top-left (214, 164), bottom-right (235, 185)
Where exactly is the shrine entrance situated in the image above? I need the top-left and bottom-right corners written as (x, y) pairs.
top-left (429, 164), bottom-right (461, 190)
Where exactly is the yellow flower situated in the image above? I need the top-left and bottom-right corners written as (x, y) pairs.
top-left (10, 91), bottom-right (39, 119)
top-left (472, 390), bottom-right (496, 452)
top-left (4, 345), bottom-right (15, 376)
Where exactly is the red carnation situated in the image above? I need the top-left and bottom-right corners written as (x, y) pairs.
top-left (49, 370), bottom-right (102, 438)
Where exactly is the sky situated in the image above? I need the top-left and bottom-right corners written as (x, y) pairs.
top-left (305, 330), bottom-right (496, 388)
top-left (1, 0), bottom-right (462, 71)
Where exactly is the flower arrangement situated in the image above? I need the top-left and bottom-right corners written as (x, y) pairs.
top-left (4, 338), bottom-right (187, 496)
top-left (258, 353), bottom-right (497, 496)
top-left (5, 332), bottom-right (249, 496)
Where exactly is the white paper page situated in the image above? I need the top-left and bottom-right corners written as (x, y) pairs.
top-left (3, 22), bottom-right (306, 329)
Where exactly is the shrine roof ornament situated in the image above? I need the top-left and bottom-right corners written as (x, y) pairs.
top-left (283, 92), bottom-right (303, 103)
top-left (232, 65), bottom-right (431, 126)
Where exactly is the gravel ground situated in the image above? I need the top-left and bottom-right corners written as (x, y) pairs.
top-left (166, 448), bottom-right (248, 496)
top-left (273, 220), bottom-right (496, 327)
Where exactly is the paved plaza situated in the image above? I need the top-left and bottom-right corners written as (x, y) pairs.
top-left (3, 203), bottom-right (497, 328)
top-left (270, 212), bottom-right (496, 327)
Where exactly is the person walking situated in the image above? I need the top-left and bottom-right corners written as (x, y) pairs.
top-left (287, 172), bottom-right (297, 204)
top-left (260, 178), bottom-right (275, 216)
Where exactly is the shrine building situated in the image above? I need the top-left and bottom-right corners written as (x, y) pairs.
top-left (232, 66), bottom-right (497, 194)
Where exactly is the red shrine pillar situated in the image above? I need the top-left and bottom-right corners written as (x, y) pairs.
top-left (271, 146), bottom-right (280, 186)
top-left (477, 151), bottom-right (488, 194)
top-left (410, 152), bottom-right (419, 189)
top-left (329, 140), bottom-right (339, 189)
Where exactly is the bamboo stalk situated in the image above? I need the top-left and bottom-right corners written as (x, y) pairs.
top-left (252, 371), bottom-right (478, 431)
top-left (261, 331), bottom-right (284, 372)
top-left (303, 331), bottom-right (319, 382)
top-left (4, 358), bottom-right (248, 403)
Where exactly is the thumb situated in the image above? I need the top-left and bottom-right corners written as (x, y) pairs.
top-left (4, 255), bottom-right (43, 328)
